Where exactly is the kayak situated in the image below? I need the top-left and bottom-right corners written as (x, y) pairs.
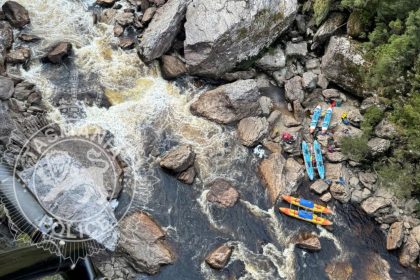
top-left (321, 107), bottom-right (333, 133)
top-left (314, 140), bottom-right (325, 179)
top-left (281, 195), bottom-right (332, 214)
top-left (279, 207), bottom-right (333, 226)
top-left (302, 141), bottom-right (314, 180)
top-left (310, 105), bottom-right (322, 133)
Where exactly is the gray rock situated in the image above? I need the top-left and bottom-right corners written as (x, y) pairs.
top-left (255, 47), bottom-right (286, 71)
top-left (320, 192), bottom-right (332, 203)
top-left (0, 76), bottom-right (14, 100)
top-left (302, 72), bottom-right (318, 91)
top-left (160, 55), bottom-right (186, 79)
top-left (205, 244), bottom-right (233, 269)
top-left (293, 100), bottom-right (305, 123)
top-left (305, 58), bottom-right (320, 70)
top-left (259, 96), bottom-right (273, 116)
top-left (358, 172), bottom-right (377, 190)
top-left (411, 225), bottom-right (420, 245)
top-left (367, 138), bottom-right (391, 157)
top-left (285, 41), bottom-right (307, 58)
top-left (330, 183), bottom-right (351, 203)
top-left (310, 180), bottom-right (329, 195)
top-left (321, 36), bottom-right (366, 96)
top-left (322, 88), bottom-right (340, 99)
top-left (0, 20), bottom-right (13, 49)
top-left (312, 13), bottom-right (346, 50)
top-left (190, 79), bottom-right (261, 124)
top-left (45, 42), bottom-right (72, 64)
top-left (119, 212), bottom-right (175, 274)
top-left (206, 179), bottom-right (239, 208)
top-left (399, 234), bottom-right (419, 267)
top-left (237, 117), bottom-right (269, 147)
top-left (2, 1), bottom-right (30, 28)
top-left (184, 0), bottom-right (298, 77)
top-left (159, 144), bottom-right (195, 173)
top-left (142, 7), bottom-right (157, 23)
top-left (115, 12), bottom-right (134, 27)
top-left (272, 68), bottom-right (288, 86)
top-left (361, 196), bottom-right (392, 216)
top-left (317, 73), bottom-right (329, 89)
top-left (139, 0), bottom-right (190, 62)
top-left (326, 152), bottom-right (347, 163)
top-left (118, 37), bottom-right (135, 50)
top-left (347, 108), bottom-right (363, 127)
top-left (18, 33), bottom-right (41, 42)
top-left (222, 69), bottom-right (257, 82)
top-left (351, 188), bottom-right (371, 203)
top-left (285, 76), bottom-right (304, 102)
top-left (375, 119), bottom-right (398, 140)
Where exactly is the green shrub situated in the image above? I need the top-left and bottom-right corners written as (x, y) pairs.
top-left (377, 161), bottom-right (419, 198)
top-left (313, 0), bottom-right (332, 26)
top-left (361, 106), bottom-right (384, 135)
top-left (340, 136), bottom-right (370, 162)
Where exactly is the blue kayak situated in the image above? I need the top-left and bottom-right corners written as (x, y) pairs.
top-left (314, 140), bottom-right (325, 179)
top-left (302, 141), bottom-right (314, 180)
top-left (310, 106), bottom-right (322, 133)
top-left (322, 107), bottom-right (333, 133)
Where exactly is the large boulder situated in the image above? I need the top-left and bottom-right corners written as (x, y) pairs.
top-left (119, 212), bottom-right (175, 274)
top-left (386, 221), bottom-right (404, 250)
top-left (184, 0), bottom-right (298, 77)
top-left (258, 153), bottom-right (304, 205)
top-left (190, 79), bottom-right (261, 124)
top-left (159, 144), bottom-right (195, 173)
top-left (399, 234), bottom-right (419, 267)
top-left (367, 138), bottom-right (391, 157)
top-left (255, 46), bottom-right (286, 71)
top-left (205, 244), bottom-right (233, 269)
top-left (237, 116), bottom-right (269, 147)
top-left (364, 253), bottom-right (392, 280)
top-left (206, 179), bottom-right (239, 208)
top-left (361, 196), bottom-right (392, 216)
top-left (374, 119), bottom-right (398, 140)
top-left (284, 76), bottom-right (305, 103)
top-left (312, 13), bottom-right (346, 50)
top-left (2, 1), bottom-right (30, 28)
top-left (139, 0), bottom-right (191, 62)
top-left (0, 76), bottom-right (14, 100)
top-left (321, 36), bottom-right (366, 96)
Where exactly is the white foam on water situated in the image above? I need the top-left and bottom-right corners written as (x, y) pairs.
top-left (317, 225), bottom-right (343, 254)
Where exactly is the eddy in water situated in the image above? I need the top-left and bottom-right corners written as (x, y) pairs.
top-left (0, 0), bottom-right (419, 280)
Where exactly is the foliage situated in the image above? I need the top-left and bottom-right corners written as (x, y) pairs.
top-left (360, 106), bottom-right (384, 135)
top-left (313, 0), bottom-right (332, 26)
top-left (340, 135), bottom-right (370, 162)
top-left (377, 161), bottom-right (419, 198)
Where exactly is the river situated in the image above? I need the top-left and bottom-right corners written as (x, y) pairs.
top-left (1, 0), bottom-right (418, 279)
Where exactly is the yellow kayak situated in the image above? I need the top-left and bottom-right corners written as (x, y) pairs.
top-left (279, 207), bottom-right (333, 226)
top-left (282, 195), bottom-right (333, 214)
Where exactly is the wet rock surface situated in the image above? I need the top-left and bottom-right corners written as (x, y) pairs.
top-left (119, 212), bottom-right (175, 274)
top-left (44, 42), bottom-right (72, 64)
top-left (206, 179), bottom-right (239, 208)
top-left (294, 232), bottom-right (321, 251)
top-left (205, 244), bottom-right (233, 269)
top-left (160, 55), bottom-right (186, 79)
top-left (2, 1), bottom-right (30, 28)
top-left (159, 144), bottom-right (195, 173)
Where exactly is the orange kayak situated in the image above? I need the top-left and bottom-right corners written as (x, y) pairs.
top-left (281, 195), bottom-right (333, 214)
top-left (279, 207), bottom-right (333, 226)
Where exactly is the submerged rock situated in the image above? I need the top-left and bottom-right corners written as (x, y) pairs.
top-left (96, 0), bottom-right (116, 6)
top-left (159, 144), bottom-right (195, 173)
top-left (160, 55), bottom-right (186, 79)
top-left (177, 166), bottom-right (196, 185)
top-left (206, 179), bottom-right (239, 208)
top-left (184, 0), bottom-right (298, 77)
top-left (2, 1), bottom-right (30, 28)
top-left (325, 261), bottom-right (353, 280)
top-left (190, 79), bottom-right (261, 124)
top-left (119, 212), bottom-right (175, 274)
top-left (386, 221), bottom-right (404, 250)
top-left (237, 117), bottom-right (269, 147)
top-left (321, 36), bottom-right (366, 96)
top-left (205, 244), bottom-right (233, 269)
top-left (139, 0), bottom-right (190, 62)
top-left (294, 232), bottom-right (321, 252)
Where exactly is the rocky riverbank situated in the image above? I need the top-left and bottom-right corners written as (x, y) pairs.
top-left (0, 0), bottom-right (419, 279)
